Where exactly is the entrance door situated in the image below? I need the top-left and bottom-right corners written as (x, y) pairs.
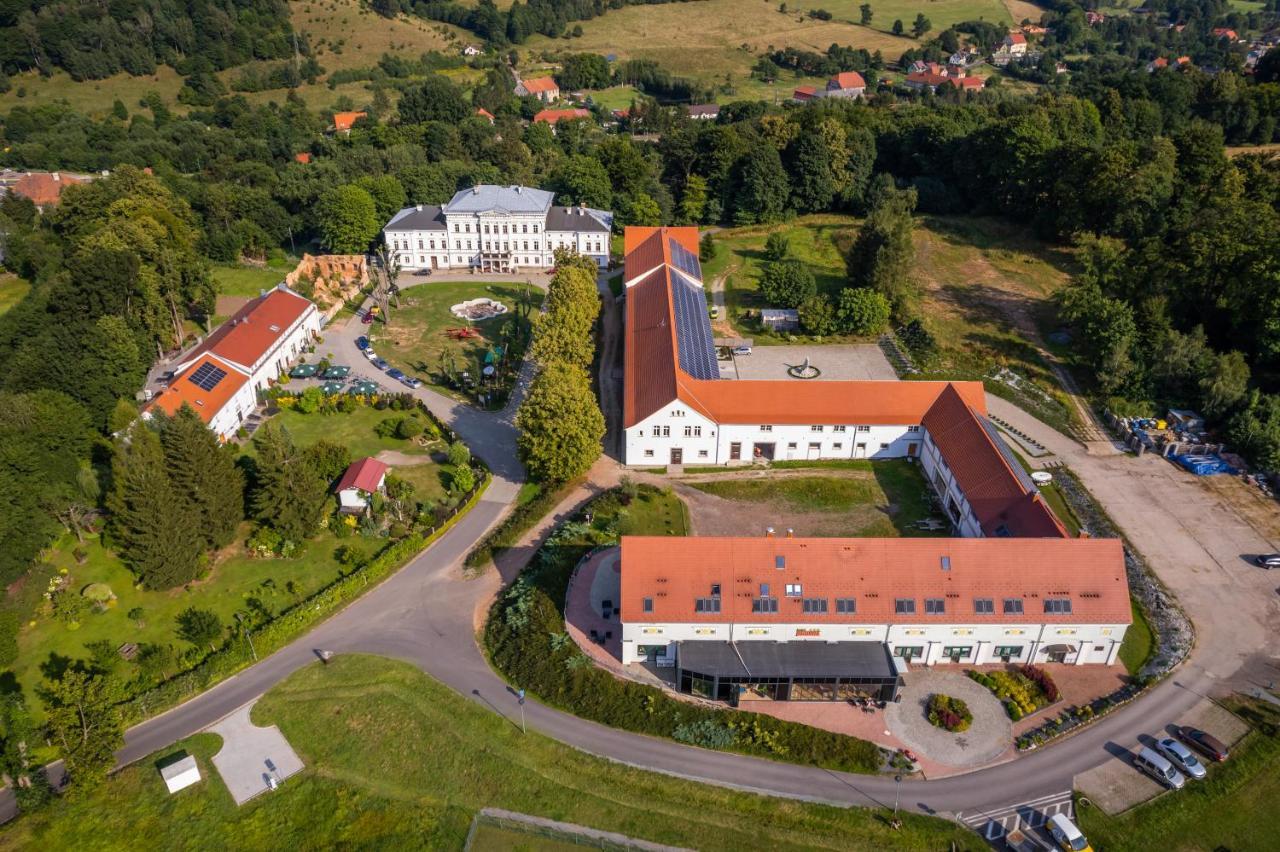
top-left (754, 442), bottom-right (775, 461)
top-left (729, 442), bottom-right (741, 461)
top-left (670, 448), bottom-right (683, 465)
top-left (1047, 650), bottom-right (1067, 663)
top-left (855, 442), bottom-right (867, 458)
top-left (807, 442), bottom-right (821, 459)
top-left (431, 256), bottom-right (439, 269)
top-left (786, 442), bottom-right (799, 460)
top-left (906, 442), bottom-right (918, 457)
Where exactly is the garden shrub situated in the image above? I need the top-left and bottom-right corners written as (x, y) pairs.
top-left (967, 665), bottom-right (1061, 719)
top-left (674, 719), bottom-right (737, 749)
top-left (926, 693), bottom-right (972, 732)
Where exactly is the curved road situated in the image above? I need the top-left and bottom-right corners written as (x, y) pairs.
top-left (106, 282), bottom-right (1280, 828)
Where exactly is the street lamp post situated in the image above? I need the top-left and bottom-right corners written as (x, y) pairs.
top-left (518, 688), bottom-right (527, 734)
top-left (892, 774), bottom-right (903, 830)
top-left (236, 613), bottom-right (257, 661)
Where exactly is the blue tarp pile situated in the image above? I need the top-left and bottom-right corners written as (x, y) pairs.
top-left (1173, 454), bottom-right (1236, 476)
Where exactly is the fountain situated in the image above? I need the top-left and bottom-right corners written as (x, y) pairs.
top-left (449, 298), bottom-right (509, 321)
top-left (786, 356), bottom-right (822, 379)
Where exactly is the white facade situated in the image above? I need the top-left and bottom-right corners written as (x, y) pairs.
top-left (205, 374), bottom-right (260, 441)
top-left (621, 620), bottom-right (1127, 667)
top-left (626, 414), bottom-right (921, 467)
top-left (919, 430), bottom-right (984, 537)
top-left (383, 186), bottom-right (611, 273)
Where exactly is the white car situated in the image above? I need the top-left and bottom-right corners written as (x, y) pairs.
top-left (1156, 737), bottom-right (1207, 780)
top-left (363, 348), bottom-right (378, 361)
top-left (1046, 813), bottom-right (1092, 852)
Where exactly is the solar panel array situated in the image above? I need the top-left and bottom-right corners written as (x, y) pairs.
top-left (670, 273), bottom-right (719, 380)
top-left (189, 361), bottom-right (228, 392)
top-left (981, 417), bottom-right (1037, 493)
top-left (668, 237), bottom-right (703, 281)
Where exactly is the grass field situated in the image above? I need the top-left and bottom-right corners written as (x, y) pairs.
top-left (790, 0), bottom-right (1012, 39)
top-left (686, 459), bottom-right (943, 536)
top-left (369, 281), bottom-right (542, 403)
top-left (1117, 599), bottom-right (1155, 675)
top-left (211, 258), bottom-right (295, 299)
top-left (252, 404), bottom-right (438, 462)
top-left (0, 272), bottom-right (31, 317)
top-left (0, 656), bottom-right (978, 849)
top-left (1077, 696), bottom-right (1280, 851)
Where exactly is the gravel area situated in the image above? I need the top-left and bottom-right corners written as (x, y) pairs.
top-left (886, 671), bottom-right (1012, 768)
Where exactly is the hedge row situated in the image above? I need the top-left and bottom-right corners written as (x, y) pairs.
top-left (483, 494), bottom-right (884, 775)
top-left (464, 480), bottom-right (575, 570)
top-left (121, 475), bottom-right (489, 725)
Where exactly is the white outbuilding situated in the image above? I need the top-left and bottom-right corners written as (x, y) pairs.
top-left (160, 754), bottom-right (201, 794)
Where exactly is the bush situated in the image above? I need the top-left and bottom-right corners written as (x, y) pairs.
top-left (673, 719), bottom-right (737, 749)
top-left (394, 416), bottom-right (424, 439)
top-left (967, 666), bottom-right (1059, 719)
top-left (926, 693), bottom-right (972, 732)
top-left (0, 610), bottom-right (19, 666)
top-left (1019, 664), bottom-right (1060, 703)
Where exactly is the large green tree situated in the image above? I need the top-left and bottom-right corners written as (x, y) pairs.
top-left (398, 75), bottom-right (470, 124)
top-left (41, 666), bottom-right (123, 794)
top-left (108, 426), bottom-right (203, 589)
top-left (759, 259), bottom-right (817, 309)
top-left (251, 422), bottom-right (328, 541)
top-left (845, 178), bottom-right (919, 320)
top-left (516, 362), bottom-right (604, 483)
top-left (160, 405), bottom-right (245, 551)
top-left (317, 184), bottom-right (380, 254)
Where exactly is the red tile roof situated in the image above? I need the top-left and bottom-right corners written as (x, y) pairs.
top-left (147, 354), bottom-right (247, 424)
top-left (521, 76), bottom-right (560, 94)
top-left (534, 108), bottom-right (590, 125)
top-left (294, 152), bottom-right (312, 164)
top-left (1007, 32), bottom-right (1027, 45)
top-left (621, 536), bottom-right (1131, 626)
top-left (11, 172), bottom-right (85, 207)
top-left (831, 71), bottom-right (866, 90)
top-left (332, 111), bottom-right (367, 132)
top-left (476, 107), bottom-right (495, 122)
top-left (793, 86), bottom-right (818, 100)
top-left (949, 76), bottom-right (985, 91)
top-left (923, 384), bottom-right (1066, 537)
top-left (335, 457), bottom-right (388, 493)
top-left (907, 71), bottom-right (951, 88)
top-left (193, 287), bottom-right (313, 371)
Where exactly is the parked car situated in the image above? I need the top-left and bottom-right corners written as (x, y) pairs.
top-left (1178, 726), bottom-right (1229, 762)
top-left (1134, 745), bottom-right (1186, 789)
top-left (372, 358), bottom-right (390, 371)
top-left (1046, 813), bottom-right (1092, 852)
top-left (355, 336), bottom-right (370, 351)
top-left (386, 368), bottom-right (406, 381)
top-left (400, 375), bottom-right (422, 389)
top-left (1255, 553), bottom-right (1280, 569)
top-left (1156, 737), bottom-right (1207, 780)
top-left (361, 311), bottom-right (376, 324)
top-left (601, 598), bottom-right (613, 620)
top-left (363, 348), bottom-right (378, 360)
top-left (733, 345), bottom-right (753, 355)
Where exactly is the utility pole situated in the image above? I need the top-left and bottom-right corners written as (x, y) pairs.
top-left (517, 688), bottom-right (527, 734)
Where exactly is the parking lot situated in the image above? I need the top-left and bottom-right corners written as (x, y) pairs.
top-left (723, 344), bottom-right (898, 382)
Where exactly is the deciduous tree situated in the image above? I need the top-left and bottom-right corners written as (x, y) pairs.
top-left (516, 362), bottom-right (604, 483)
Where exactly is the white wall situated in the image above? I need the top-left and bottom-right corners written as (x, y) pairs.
top-left (206, 378), bottom-right (259, 441)
top-left (243, 304), bottom-right (321, 393)
top-left (386, 211), bottom-right (607, 271)
top-left (626, 405), bottom-right (719, 465)
top-left (919, 431), bottom-right (984, 537)
top-left (621, 619), bottom-right (1128, 666)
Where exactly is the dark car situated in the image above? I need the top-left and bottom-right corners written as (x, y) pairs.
top-left (601, 598), bottom-right (613, 620)
top-left (1178, 726), bottom-right (1229, 762)
top-left (356, 336), bottom-right (370, 351)
top-left (361, 312), bottom-right (376, 325)
top-left (1255, 553), bottom-right (1280, 569)
top-left (386, 368), bottom-right (406, 381)
top-left (372, 357), bottom-right (390, 371)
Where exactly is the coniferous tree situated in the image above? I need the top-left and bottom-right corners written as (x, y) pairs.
top-left (160, 405), bottom-right (245, 551)
top-left (108, 426), bottom-right (202, 589)
top-left (251, 422), bottom-right (327, 541)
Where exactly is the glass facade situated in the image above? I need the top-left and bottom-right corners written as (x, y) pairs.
top-left (677, 670), bottom-right (898, 704)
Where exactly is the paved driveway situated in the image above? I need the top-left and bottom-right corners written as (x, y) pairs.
top-left (887, 671), bottom-right (1012, 770)
top-left (207, 701), bottom-right (304, 805)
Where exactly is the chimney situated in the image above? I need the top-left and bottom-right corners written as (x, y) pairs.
top-left (472, 186), bottom-right (480, 195)
top-left (765, 527), bottom-right (775, 538)
top-left (786, 528), bottom-right (794, 538)
top-left (514, 186), bottom-right (521, 194)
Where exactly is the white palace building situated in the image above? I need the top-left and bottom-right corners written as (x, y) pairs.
top-left (382, 184), bottom-right (613, 274)
top-left (616, 227), bottom-right (1131, 699)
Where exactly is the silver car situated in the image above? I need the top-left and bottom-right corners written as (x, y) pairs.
top-left (1156, 737), bottom-right (1207, 780)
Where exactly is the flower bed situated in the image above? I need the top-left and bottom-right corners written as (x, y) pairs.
top-left (926, 694), bottom-right (972, 733)
top-left (967, 666), bottom-right (1060, 721)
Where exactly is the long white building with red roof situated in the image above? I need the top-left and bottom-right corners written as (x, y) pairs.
top-left (617, 227), bottom-right (1129, 693)
top-left (145, 284), bottom-right (320, 439)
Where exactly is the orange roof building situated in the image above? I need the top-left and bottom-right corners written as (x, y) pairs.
top-left (516, 76), bottom-right (560, 102)
top-left (331, 111), bottom-right (367, 133)
top-left (533, 107), bottom-right (590, 126)
top-left (144, 354), bottom-right (255, 440)
top-left (7, 171), bottom-right (89, 209)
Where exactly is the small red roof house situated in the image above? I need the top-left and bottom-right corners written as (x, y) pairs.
top-left (475, 107), bottom-right (495, 124)
top-left (1147, 57), bottom-right (1170, 72)
top-left (294, 152), bottom-right (312, 164)
top-left (1177, 56), bottom-right (1192, 66)
top-left (533, 107), bottom-right (590, 127)
top-left (1212, 28), bottom-right (1239, 41)
top-left (331, 111), bottom-right (367, 134)
top-left (825, 71), bottom-right (867, 98)
top-left (10, 171), bottom-right (87, 209)
top-left (948, 76), bottom-right (986, 92)
top-left (335, 457), bottom-right (390, 512)
top-left (792, 85), bottom-right (818, 102)
top-left (516, 76), bottom-right (560, 102)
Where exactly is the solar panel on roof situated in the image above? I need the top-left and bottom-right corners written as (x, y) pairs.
top-left (670, 273), bottom-right (719, 380)
top-left (668, 238), bottom-right (703, 281)
top-left (189, 362), bottom-right (228, 392)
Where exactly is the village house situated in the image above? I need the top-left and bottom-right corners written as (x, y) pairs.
top-left (1002, 32), bottom-right (1028, 56)
top-left (147, 285), bottom-right (321, 439)
top-left (475, 107), bottom-right (495, 124)
top-left (0, 169), bottom-right (97, 210)
top-left (792, 85), bottom-right (819, 102)
top-left (335, 457), bottom-right (389, 513)
top-left (823, 70), bottom-right (867, 99)
top-left (330, 111), bottom-right (367, 134)
top-left (383, 184), bottom-right (612, 273)
top-left (533, 107), bottom-right (591, 127)
top-left (686, 103), bottom-right (720, 120)
top-left (516, 76), bottom-right (560, 102)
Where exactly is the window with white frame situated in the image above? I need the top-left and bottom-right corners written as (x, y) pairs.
top-left (784, 583), bottom-right (802, 597)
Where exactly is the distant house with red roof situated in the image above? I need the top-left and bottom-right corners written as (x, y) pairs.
top-left (516, 76), bottom-right (560, 102)
top-left (1212, 27), bottom-right (1239, 41)
top-left (533, 107), bottom-right (590, 127)
top-left (906, 70), bottom-right (983, 93)
top-left (2, 171), bottom-right (92, 210)
top-left (331, 111), bottom-right (367, 134)
top-left (294, 152), bottom-right (312, 164)
top-left (153, 285), bottom-right (321, 438)
top-left (1002, 32), bottom-right (1028, 55)
top-left (1085, 10), bottom-right (1105, 24)
top-left (824, 71), bottom-right (867, 99)
top-left (792, 85), bottom-right (818, 102)
top-left (1021, 24), bottom-right (1047, 36)
top-left (475, 107), bottom-right (495, 124)
top-left (335, 457), bottom-right (389, 512)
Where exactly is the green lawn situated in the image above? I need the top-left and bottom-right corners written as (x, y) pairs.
top-left (618, 485), bottom-right (690, 536)
top-left (0, 272), bottom-right (31, 317)
top-left (369, 281), bottom-right (542, 406)
top-left (12, 528), bottom-right (382, 720)
top-left (1077, 697), bottom-right (1280, 851)
top-left (258, 405), bottom-right (437, 461)
top-left (1118, 599), bottom-right (1155, 675)
top-left (210, 259), bottom-right (295, 299)
top-left (586, 84), bottom-right (642, 111)
top-left (686, 459), bottom-right (943, 537)
top-left (468, 822), bottom-right (588, 851)
top-left (0, 656), bottom-right (978, 849)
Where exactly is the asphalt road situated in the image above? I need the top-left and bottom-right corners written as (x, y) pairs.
top-left (9, 279), bottom-right (1272, 832)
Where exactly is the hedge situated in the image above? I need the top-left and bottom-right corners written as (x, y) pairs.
top-left (120, 473), bottom-right (490, 725)
top-left (483, 488), bottom-right (884, 775)
top-left (464, 479), bottom-right (576, 570)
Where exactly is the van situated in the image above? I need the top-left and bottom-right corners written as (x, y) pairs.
top-left (1135, 745), bottom-right (1186, 789)
top-left (1046, 813), bottom-right (1092, 852)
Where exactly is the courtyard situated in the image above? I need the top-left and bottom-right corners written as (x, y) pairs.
top-left (723, 343), bottom-right (897, 382)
